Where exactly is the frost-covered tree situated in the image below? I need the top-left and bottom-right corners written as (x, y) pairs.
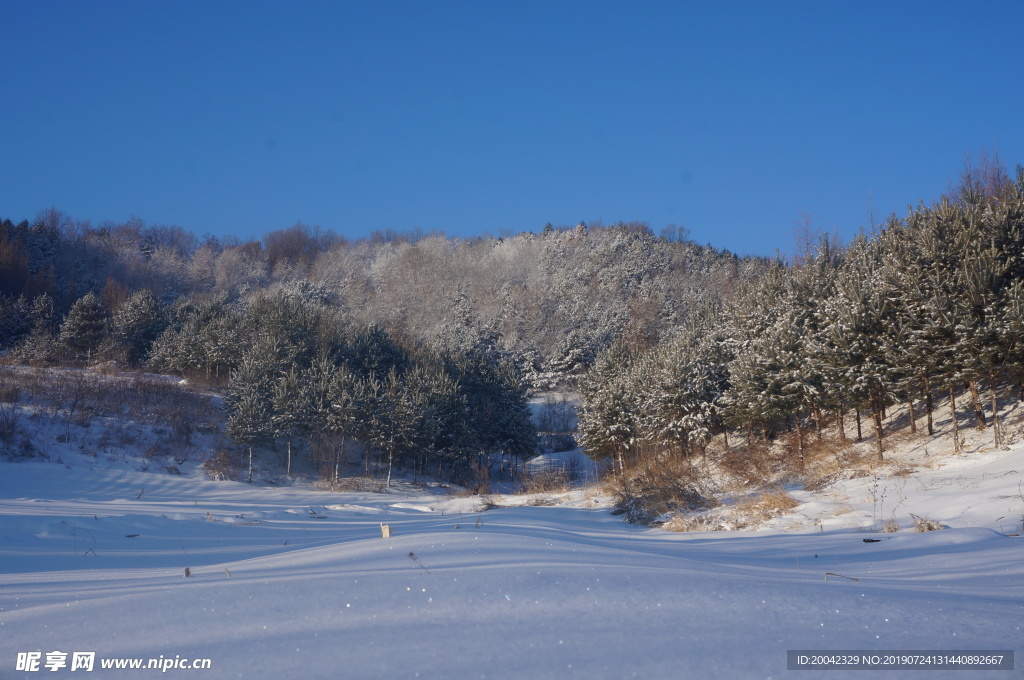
top-left (357, 368), bottom-right (417, 489)
top-left (112, 289), bottom-right (166, 364)
top-left (225, 354), bottom-right (276, 482)
top-left (272, 367), bottom-right (313, 476)
top-left (59, 292), bottom-right (108, 361)
top-left (578, 339), bottom-right (641, 472)
top-left (0, 295), bottom-right (31, 349)
top-left (13, 293), bottom-right (59, 365)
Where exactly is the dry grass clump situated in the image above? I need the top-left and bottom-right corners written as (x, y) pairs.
top-left (662, 514), bottom-right (720, 532)
top-left (717, 442), bottom-right (774, 487)
top-left (320, 475), bottom-right (388, 493)
top-left (801, 455), bottom-right (844, 492)
top-left (734, 486), bottom-right (800, 522)
top-left (0, 382), bottom-right (21, 403)
top-left (607, 455), bottom-right (718, 525)
top-left (202, 446), bottom-right (236, 481)
top-left (459, 458), bottom-right (491, 496)
top-left (910, 513), bottom-right (944, 532)
top-left (0, 366), bottom-right (217, 435)
top-left (442, 483), bottom-right (476, 498)
top-left (882, 519), bottom-right (901, 533)
top-left (517, 468), bottom-right (572, 494)
top-left (663, 486), bottom-right (799, 532)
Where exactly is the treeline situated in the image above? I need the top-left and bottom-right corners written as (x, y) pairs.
top-left (0, 210), bottom-right (763, 483)
top-left (579, 163), bottom-right (1024, 473)
top-left (0, 215), bottom-right (765, 385)
top-left (217, 293), bottom-right (537, 486)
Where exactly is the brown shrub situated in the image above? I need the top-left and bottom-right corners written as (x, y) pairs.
top-left (910, 513), bottom-right (943, 532)
top-left (607, 454), bottom-right (718, 525)
top-left (517, 467), bottom-right (572, 494)
top-left (202, 446), bottom-right (236, 481)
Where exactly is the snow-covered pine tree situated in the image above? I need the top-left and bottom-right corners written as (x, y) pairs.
top-left (14, 293), bottom-right (59, 365)
top-left (225, 353), bottom-right (277, 481)
top-left (721, 264), bottom-right (798, 447)
top-left (640, 305), bottom-right (728, 464)
top-left (199, 313), bottom-right (244, 380)
top-left (112, 289), bottom-right (166, 365)
top-left (358, 368), bottom-right (417, 489)
top-left (578, 339), bottom-right (640, 473)
top-left (271, 367), bottom-right (313, 477)
top-left (820, 238), bottom-right (895, 459)
top-left (59, 292), bottom-right (108, 362)
top-left (902, 199), bottom-right (990, 452)
top-left (963, 167), bottom-right (1024, 446)
top-left (0, 295), bottom-right (30, 348)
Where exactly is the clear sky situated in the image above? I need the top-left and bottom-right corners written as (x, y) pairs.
top-left (2, 0), bottom-right (1022, 256)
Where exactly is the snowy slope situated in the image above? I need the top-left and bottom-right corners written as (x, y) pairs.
top-left (1, 448), bottom-right (1022, 679)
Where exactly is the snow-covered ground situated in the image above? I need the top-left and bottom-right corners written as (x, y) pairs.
top-left (2, 436), bottom-right (1022, 679)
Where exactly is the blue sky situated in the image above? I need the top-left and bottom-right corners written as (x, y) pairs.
top-left (2, 1), bottom-right (1022, 256)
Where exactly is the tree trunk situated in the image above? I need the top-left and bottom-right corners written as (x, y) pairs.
top-left (855, 406), bottom-right (862, 441)
top-left (386, 438), bottom-right (394, 489)
top-left (247, 447), bottom-right (253, 483)
top-left (968, 379), bottom-right (986, 430)
top-left (949, 385), bottom-right (962, 454)
top-left (794, 415), bottom-right (804, 470)
top-left (907, 397), bottom-right (917, 435)
top-left (286, 437), bottom-right (292, 477)
top-left (989, 371), bottom-right (1002, 449)
top-left (871, 395), bottom-right (884, 460)
top-left (924, 378), bottom-right (934, 436)
top-left (836, 407), bottom-right (846, 443)
top-left (813, 407), bottom-right (823, 440)
top-left (334, 436), bottom-right (345, 485)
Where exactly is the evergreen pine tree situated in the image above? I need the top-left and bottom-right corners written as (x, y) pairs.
top-left (59, 292), bottom-right (108, 361)
top-left (112, 289), bottom-right (166, 365)
top-left (271, 367), bottom-right (313, 476)
top-left (225, 354), bottom-right (276, 481)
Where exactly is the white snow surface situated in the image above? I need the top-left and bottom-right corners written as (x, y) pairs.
top-left (2, 444), bottom-right (1023, 678)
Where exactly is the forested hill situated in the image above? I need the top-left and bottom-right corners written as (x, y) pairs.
top-left (4, 162), bottom-right (1024, 493)
top-left (0, 216), bottom-right (768, 385)
top-left (578, 165), bottom-right (1024, 493)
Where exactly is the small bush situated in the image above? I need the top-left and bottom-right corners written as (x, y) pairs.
top-left (467, 458), bottom-right (491, 495)
top-left (910, 513), bottom-right (943, 532)
top-left (0, 382), bottom-right (21, 403)
top-left (727, 486), bottom-right (800, 525)
top-left (518, 467), bottom-right (572, 494)
top-left (663, 486), bottom-right (799, 532)
top-left (608, 455), bottom-right (718, 525)
top-left (203, 447), bottom-right (236, 481)
top-left (0, 404), bottom-right (20, 444)
top-left (718, 441), bottom-right (774, 486)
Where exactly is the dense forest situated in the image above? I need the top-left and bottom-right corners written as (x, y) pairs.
top-left (4, 158), bottom-right (1022, 500)
top-left (578, 159), bottom-right (1024, 519)
top-left (0, 208), bottom-right (767, 484)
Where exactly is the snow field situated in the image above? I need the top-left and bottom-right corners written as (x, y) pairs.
top-left (2, 451), bottom-right (1023, 679)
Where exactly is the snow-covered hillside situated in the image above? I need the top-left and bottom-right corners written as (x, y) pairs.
top-left (2, 437), bottom-right (1022, 679)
